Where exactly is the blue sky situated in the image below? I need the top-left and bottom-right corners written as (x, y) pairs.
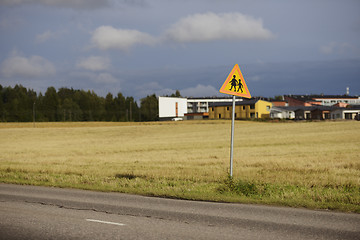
top-left (1, 0), bottom-right (359, 100)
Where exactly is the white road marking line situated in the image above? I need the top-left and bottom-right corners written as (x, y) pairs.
top-left (86, 219), bottom-right (125, 226)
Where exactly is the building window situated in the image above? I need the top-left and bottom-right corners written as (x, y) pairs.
top-left (212, 107), bottom-right (214, 111)
top-left (250, 104), bottom-right (255, 109)
top-left (345, 113), bottom-right (352, 119)
top-left (219, 114), bottom-right (222, 118)
top-left (242, 106), bottom-right (245, 110)
top-left (266, 105), bottom-right (270, 111)
top-left (227, 106), bottom-right (230, 111)
top-left (250, 113), bottom-right (255, 118)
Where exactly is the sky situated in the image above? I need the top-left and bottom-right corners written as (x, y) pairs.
top-left (0, 0), bottom-right (360, 100)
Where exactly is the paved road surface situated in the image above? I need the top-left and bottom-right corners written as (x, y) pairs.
top-left (0, 183), bottom-right (359, 240)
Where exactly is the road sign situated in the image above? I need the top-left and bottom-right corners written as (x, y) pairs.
top-left (219, 64), bottom-right (252, 177)
top-left (219, 64), bottom-right (251, 98)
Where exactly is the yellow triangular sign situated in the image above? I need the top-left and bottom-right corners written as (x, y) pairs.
top-left (219, 64), bottom-right (251, 98)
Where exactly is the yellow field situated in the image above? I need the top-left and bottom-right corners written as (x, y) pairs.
top-left (1, 121), bottom-right (359, 212)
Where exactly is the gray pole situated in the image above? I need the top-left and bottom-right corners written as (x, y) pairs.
top-left (230, 95), bottom-right (236, 177)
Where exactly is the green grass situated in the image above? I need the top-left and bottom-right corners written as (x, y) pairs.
top-left (0, 121), bottom-right (359, 212)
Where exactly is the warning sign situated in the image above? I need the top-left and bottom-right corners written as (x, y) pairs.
top-left (219, 64), bottom-right (251, 98)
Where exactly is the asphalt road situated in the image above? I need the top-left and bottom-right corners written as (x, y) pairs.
top-left (0, 183), bottom-right (359, 240)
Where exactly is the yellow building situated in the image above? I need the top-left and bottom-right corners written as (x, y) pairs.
top-left (209, 99), bottom-right (272, 119)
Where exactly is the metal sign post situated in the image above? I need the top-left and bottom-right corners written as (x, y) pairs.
top-left (229, 95), bottom-right (236, 177)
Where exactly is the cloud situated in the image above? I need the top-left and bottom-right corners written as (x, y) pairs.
top-left (91, 26), bottom-right (156, 51)
top-left (70, 71), bottom-right (119, 83)
top-left (320, 42), bottom-right (337, 54)
top-left (249, 75), bottom-right (262, 82)
top-left (164, 12), bottom-right (274, 43)
top-left (94, 73), bottom-right (118, 84)
top-left (36, 31), bottom-right (55, 43)
top-left (76, 56), bottom-right (110, 71)
top-left (35, 30), bottom-right (66, 43)
top-left (89, 12), bottom-right (273, 51)
top-left (319, 42), bottom-right (357, 55)
top-left (0, 0), bottom-right (111, 9)
top-left (1, 51), bottom-right (55, 78)
top-left (0, 17), bottom-right (23, 29)
top-left (181, 84), bottom-right (220, 97)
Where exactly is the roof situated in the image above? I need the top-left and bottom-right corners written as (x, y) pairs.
top-left (294, 106), bottom-right (344, 112)
top-left (187, 96), bottom-right (234, 100)
top-left (347, 105), bottom-right (360, 110)
top-left (311, 95), bottom-right (359, 99)
top-left (271, 106), bottom-right (299, 111)
top-left (274, 106), bottom-right (342, 112)
top-left (273, 105), bottom-right (360, 112)
top-left (209, 99), bottom-right (259, 107)
top-left (284, 94), bottom-right (359, 101)
top-left (310, 106), bottom-right (336, 111)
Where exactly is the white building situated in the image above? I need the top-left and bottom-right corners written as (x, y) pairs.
top-left (158, 96), bottom-right (187, 120)
top-left (312, 96), bottom-right (360, 106)
top-left (187, 98), bottom-right (243, 114)
top-left (159, 97), bottom-right (243, 120)
top-left (331, 107), bottom-right (360, 120)
top-left (270, 107), bottom-right (296, 119)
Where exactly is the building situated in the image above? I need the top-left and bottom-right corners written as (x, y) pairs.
top-left (158, 96), bottom-right (187, 121)
top-left (294, 106), bottom-right (333, 120)
top-left (271, 100), bottom-right (288, 107)
top-left (273, 105), bottom-right (360, 120)
top-left (209, 99), bottom-right (272, 119)
top-left (312, 96), bottom-right (360, 106)
top-left (270, 106), bottom-right (296, 119)
top-left (311, 106), bottom-right (333, 120)
top-left (159, 96), bottom-right (360, 121)
top-left (158, 96), bottom-right (244, 120)
top-left (331, 106), bottom-right (360, 120)
top-left (186, 98), bottom-right (243, 113)
top-left (284, 95), bottom-right (360, 106)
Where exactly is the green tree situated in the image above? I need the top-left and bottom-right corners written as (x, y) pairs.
top-left (114, 93), bottom-right (126, 121)
top-left (104, 93), bottom-right (115, 121)
top-left (0, 85), bottom-right (4, 121)
top-left (274, 95), bottom-right (283, 101)
top-left (140, 94), bottom-right (158, 121)
top-left (43, 87), bottom-right (59, 121)
top-left (61, 98), bottom-right (82, 121)
top-left (171, 90), bottom-right (181, 97)
top-left (125, 96), bottom-right (140, 122)
top-left (0, 85), bottom-right (36, 122)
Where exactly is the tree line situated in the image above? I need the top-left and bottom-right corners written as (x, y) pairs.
top-left (0, 84), bottom-right (159, 122)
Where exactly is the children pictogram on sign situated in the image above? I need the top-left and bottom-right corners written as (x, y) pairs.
top-left (237, 79), bottom-right (243, 93)
top-left (229, 75), bottom-right (238, 91)
top-left (219, 64), bottom-right (251, 98)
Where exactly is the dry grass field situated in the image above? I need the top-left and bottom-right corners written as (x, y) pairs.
top-left (1, 120), bottom-right (359, 212)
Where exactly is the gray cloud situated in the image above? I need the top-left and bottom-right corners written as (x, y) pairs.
top-left (90, 12), bottom-right (274, 51)
top-left (91, 26), bottom-right (156, 51)
top-left (164, 12), bottom-right (274, 43)
top-left (35, 29), bottom-right (66, 43)
top-left (76, 56), bottom-right (111, 71)
top-left (0, 0), bottom-right (111, 9)
top-left (181, 84), bottom-right (221, 98)
top-left (1, 51), bottom-right (55, 78)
